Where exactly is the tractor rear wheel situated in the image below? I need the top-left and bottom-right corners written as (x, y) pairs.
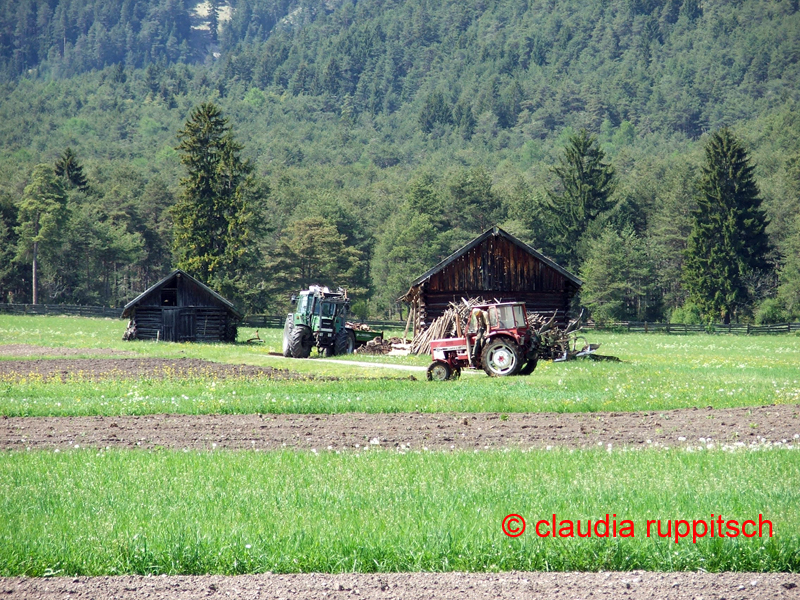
top-left (334, 328), bottom-right (356, 355)
top-left (426, 360), bottom-right (452, 381)
top-left (289, 325), bottom-right (312, 358)
top-left (282, 316), bottom-right (294, 357)
top-left (481, 338), bottom-right (522, 377)
top-left (519, 357), bottom-right (538, 375)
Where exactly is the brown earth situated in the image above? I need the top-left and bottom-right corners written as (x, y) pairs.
top-left (0, 343), bottom-right (136, 357)
top-left (0, 357), bottom-right (316, 383)
top-left (2, 405), bottom-right (798, 452)
top-left (2, 572), bottom-right (798, 599)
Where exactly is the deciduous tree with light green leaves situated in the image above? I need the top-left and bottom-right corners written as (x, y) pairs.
top-left (15, 165), bottom-right (68, 304)
top-left (683, 129), bottom-right (770, 323)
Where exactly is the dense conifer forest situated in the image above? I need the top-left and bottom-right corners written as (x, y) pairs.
top-left (1, 0), bottom-right (798, 322)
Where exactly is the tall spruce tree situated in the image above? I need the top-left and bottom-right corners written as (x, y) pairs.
top-left (54, 147), bottom-right (89, 192)
top-left (173, 102), bottom-right (263, 307)
top-left (683, 129), bottom-right (770, 322)
top-left (547, 129), bottom-right (616, 270)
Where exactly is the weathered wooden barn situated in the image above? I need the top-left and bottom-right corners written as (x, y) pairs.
top-left (121, 270), bottom-right (241, 342)
top-left (401, 227), bottom-right (582, 332)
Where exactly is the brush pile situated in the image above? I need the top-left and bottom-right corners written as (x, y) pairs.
top-left (355, 336), bottom-right (410, 355)
top-left (409, 299), bottom-right (600, 361)
top-left (409, 298), bottom-right (486, 355)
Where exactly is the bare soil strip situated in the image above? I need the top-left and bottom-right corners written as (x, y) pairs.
top-left (0, 357), bottom-right (313, 382)
top-left (3, 405), bottom-right (798, 452)
top-left (0, 344), bottom-right (136, 358)
top-left (2, 572), bottom-right (798, 599)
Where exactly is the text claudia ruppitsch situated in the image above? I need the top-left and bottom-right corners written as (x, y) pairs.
top-left (501, 514), bottom-right (774, 543)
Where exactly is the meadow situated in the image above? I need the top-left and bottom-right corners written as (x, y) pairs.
top-left (1, 315), bottom-right (799, 417)
top-left (1, 314), bottom-right (799, 577)
top-left (0, 447), bottom-right (797, 576)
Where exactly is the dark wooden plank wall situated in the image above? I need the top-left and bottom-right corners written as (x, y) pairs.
top-left (414, 235), bottom-right (578, 328)
top-left (130, 307), bottom-right (232, 342)
top-left (426, 236), bottom-right (567, 293)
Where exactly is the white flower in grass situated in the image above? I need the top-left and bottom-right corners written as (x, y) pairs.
top-left (370, 438), bottom-right (380, 445)
top-left (245, 544), bottom-right (251, 549)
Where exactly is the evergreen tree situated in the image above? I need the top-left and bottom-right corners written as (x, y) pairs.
top-left (173, 102), bottom-right (264, 308)
top-left (419, 91), bottom-right (452, 133)
top-left (15, 164), bottom-right (68, 304)
top-left (683, 128), bottom-right (770, 322)
top-left (580, 227), bottom-right (657, 323)
top-left (266, 217), bottom-right (365, 307)
top-left (776, 213), bottom-right (800, 318)
top-left (547, 129), bottom-right (616, 270)
top-left (447, 166), bottom-right (502, 235)
top-left (54, 147), bottom-right (89, 192)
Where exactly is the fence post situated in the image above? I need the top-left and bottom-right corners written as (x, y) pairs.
top-left (747, 323), bottom-right (750, 334)
top-left (644, 321), bottom-right (648, 333)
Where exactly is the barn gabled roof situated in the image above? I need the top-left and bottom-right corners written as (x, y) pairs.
top-left (409, 226), bottom-right (582, 288)
top-left (121, 269), bottom-right (242, 318)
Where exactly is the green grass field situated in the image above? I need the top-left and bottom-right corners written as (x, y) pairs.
top-left (1, 448), bottom-right (797, 576)
top-left (1, 315), bottom-right (799, 417)
top-left (1, 314), bottom-right (799, 576)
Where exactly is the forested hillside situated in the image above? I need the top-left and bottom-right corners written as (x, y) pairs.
top-left (1, 0), bottom-right (799, 322)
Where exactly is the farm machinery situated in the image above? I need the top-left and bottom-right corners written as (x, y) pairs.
top-left (282, 285), bottom-right (382, 358)
top-left (426, 301), bottom-right (543, 380)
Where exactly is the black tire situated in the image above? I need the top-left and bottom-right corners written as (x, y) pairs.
top-left (481, 337), bottom-right (522, 377)
top-left (334, 328), bottom-right (356, 355)
top-left (289, 325), bottom-right (312, 358)
top-left (322, 345), bottom-right (335, 358)
top-left (519, 357), bottom-right (538, 375)
top-left (426, 361), bottom-right (452, 381)
top-left (282, 315), bottom-right (294, 357)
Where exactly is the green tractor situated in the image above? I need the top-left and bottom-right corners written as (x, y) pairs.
top-left (282, 286), bottom-right (381, 358)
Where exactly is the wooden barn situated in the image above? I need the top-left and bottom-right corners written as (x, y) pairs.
top-left (401, 227), bottom-right (582, 332)
top-left (121, 270), bottom-right (241, 342)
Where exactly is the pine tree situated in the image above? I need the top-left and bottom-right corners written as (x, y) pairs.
top-left (15, 165), bottom-right (68, 304)
top-left (547, 129), bottom-right (616, 270)
top-left (173, 102), bottom-right (264, 307)
top-left (683, 129), bottom-right (770, 322)
top-left (54, 147), bottom-right (89, 192)
top-left (580, 227), bottom-right (657, 323)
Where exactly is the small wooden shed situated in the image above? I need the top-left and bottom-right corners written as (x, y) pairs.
top-left (401, 226), bottom-right (582, 332)
top-left (121, 270), bottom-right (241, 342)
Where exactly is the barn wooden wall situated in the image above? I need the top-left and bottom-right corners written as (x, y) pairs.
top-left (126, 273), bottom-right (237, 342)
top-left (409, 235), bottom-right (579, 330)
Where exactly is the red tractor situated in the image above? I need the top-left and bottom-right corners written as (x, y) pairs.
top-left (426, 301), bottom-right (541, 380)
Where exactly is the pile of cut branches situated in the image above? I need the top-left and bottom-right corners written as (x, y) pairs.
top-left (410, 298), bottom-right (485, 355)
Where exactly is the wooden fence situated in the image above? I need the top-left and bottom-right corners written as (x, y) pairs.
top-left (240, 314), bottom-right (405, 330)
top-left (0, 303), bottom-right (121, 318)
top-left (3, 303), bottom-right (797, 335)
top-left (583, 321), bottom-right (800, 335)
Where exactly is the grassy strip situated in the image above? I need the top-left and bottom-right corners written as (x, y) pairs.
top-left (2, 315), bottom-right (800, 416)
top-left (0, 448), bottom-right (798, 575)
top-left (1, 358), bottom-right (799, 416)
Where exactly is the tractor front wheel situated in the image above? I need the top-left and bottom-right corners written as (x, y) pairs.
top-left (481, 338), bottom-right (522, 377)
top-left (426, 360), bottom-right (452, 381)
top-left (282, 315), bottom-right (294, 357)
top-left (334, 328), bottom-right (356, 355)
top-left (289, 325), bottom-right (313, 358)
